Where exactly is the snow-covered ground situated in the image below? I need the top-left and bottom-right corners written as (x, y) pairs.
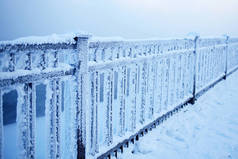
top-left (121, 70), bottom-right (238, 159)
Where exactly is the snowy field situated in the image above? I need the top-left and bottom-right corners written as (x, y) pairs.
top-left (121, 70), bottom-right (238, 159)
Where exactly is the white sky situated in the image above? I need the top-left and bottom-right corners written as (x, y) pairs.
top-left (0, 0), bottom-right (238, 40)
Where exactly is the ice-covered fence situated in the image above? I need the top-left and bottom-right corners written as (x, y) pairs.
top-left (87, 36), bottom-right (238, 158)
top-left (0, 34), bottom-right (91, 159)
top-left (0, 34), bottom-right (238, 159)
top-left (87, 38), bottom-right (195, 157)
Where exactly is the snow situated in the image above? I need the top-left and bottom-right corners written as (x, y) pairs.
top-left (0, 32), bottom-right (90, 45)
top-left (120, 70), bottom-right (238, 159)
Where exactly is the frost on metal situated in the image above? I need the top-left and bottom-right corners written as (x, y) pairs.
top-left (105, 70), bottom-right (113, 146)
top-left (45, 80), bottom-right (62, 159)
top-left (140, 62), bottom-right (147, 124)
top-left (118, 66), bottom-right (126, 136)
top-left (1, 33), bottom-right (238, 159)
top-left (17, 83), bottom-right (35, 159)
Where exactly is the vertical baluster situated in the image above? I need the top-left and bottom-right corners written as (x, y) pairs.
top-left (146, 61), bottom-right (150, 118)
top-left (136, 64), bottom-right (141, 125)
top-left (180, 55), bottom-right (184, 99)
top-left (210, 49), bottom-right (213, 81)
top-left (46, 79), bottom-right (61, 159)
top-left (204, 50), bottom-right (208, 84)
top-left (89, 72), bottom-right (95, 154)
top-left (0, 90), bottom-right (3, 159)
top-left (185, 53), bottom-right (189, 97)
top-left (196, 50), bottom-right (200, 90)
top-left (119, 66), bottom-right (126, 136)
top-left (169, 56), bottom-right (175, 106)
top-left (17, 83), bottom-right (35, 159)
top-left (183, 54), bottom-right (187, 98)
top-left (210, 48), bottom-right (212, 81)
top-left (154, 60), bottom-right (160, 113)
top-left (207, 49), bottom-right (210, 82)
top-left (16, 50), bottom-right (35, 159)
top-left (95, 71), bottom-right (99, 153)
top-left (130, 64), bottom-right (137, 131)
top-left (9, 52), bottom-right (15, 72)
top-left (161, 58), bottom-right (166, 110)
top-left (200, 50), bottom-right (203, 88)
top-left (105, 69), bottom-right (113, 145)
top-left (198, 50), bottom-right (201, 89)
top-left (164, 58), bottom-right (169, 109)
top-left (176, 55), bottom-right (181, 102)
top-left (112, 69), bottom-right (119, 136)
top-left (206, 49), bottom-right (210, 82)
top-left (157, 59), bottom-right (163, 113)
top-left (224, 36), bottom-right (229, 78)
top-left (173, 55), bottom-right (178, 104)
top-left (125, 66), bottom-right (130, 131)
top-left (140, 62), bottom-right (147, 124)
top-left (213, 49), bottom-right (216, 79)
top-left (148, 60), bottom-right (155, 119)
top-left (188, 53), bottom-right (192, 95)
top-left (46, 49), bottom-right (62, 159)
top-left (39, 51), bottom-right (47, 70)
top-left (89, 71), bottom-right (99, 155)
top-left (201, 51), bottom-right (205, 88)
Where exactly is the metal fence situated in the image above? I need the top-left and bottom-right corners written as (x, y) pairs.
top-left (0, 34), bottom-right (238, 159)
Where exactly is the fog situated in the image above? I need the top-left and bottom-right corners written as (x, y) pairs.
top-left (0, 0), bottom-right (238, 40)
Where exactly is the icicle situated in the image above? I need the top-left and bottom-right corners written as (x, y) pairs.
top-left (46, 80), bottom-right (61, 159)
top-left (105, 69), bottom-right (113, 145)
top-left (0, 90), bottom-right (3, 159)
top-left (17, 83), bottom-right (35, 159)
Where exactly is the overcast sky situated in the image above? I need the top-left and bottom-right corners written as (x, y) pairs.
top-left (0, 0), bottom-right (238, 40)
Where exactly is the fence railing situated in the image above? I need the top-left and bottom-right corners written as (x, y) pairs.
top-left (0, 34), bottom-right (238, 159)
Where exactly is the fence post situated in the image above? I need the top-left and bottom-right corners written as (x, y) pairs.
top-left (224, 35), bottom-right (229, 80)
top-left (74, 35), bottom-right (91, 159)
top-left (190, 36), bottom-right (199, 104)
